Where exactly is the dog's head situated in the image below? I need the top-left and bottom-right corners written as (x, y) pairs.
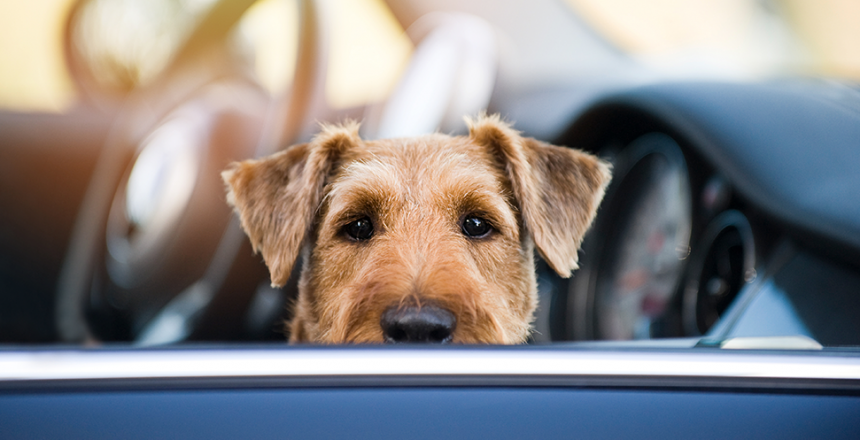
top-left (222, 115), bottom-right (610, 344)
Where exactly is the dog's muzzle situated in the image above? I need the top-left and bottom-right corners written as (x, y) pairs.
top-left (380, 304), bottom-right (456, 343)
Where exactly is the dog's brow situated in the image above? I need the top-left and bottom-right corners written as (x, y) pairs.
top-left (425, 158), bottom-right (517, 234)
top-left (324, 159), bottom-right (402, 221)
top-left (452, 187), bottom-right (517, 235)
top-left (329, 159), bottom-right (400, 194)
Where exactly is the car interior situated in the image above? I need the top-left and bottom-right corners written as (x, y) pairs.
top-left (1, 0), bottom-right (859, 350)
top-left (2, 2), bottom-right (860, 438)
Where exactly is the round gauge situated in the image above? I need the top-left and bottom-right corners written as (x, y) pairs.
top-left (682, 210), bottom-right (756, 336)
top-left (568, 133), bottom-right (692, 340)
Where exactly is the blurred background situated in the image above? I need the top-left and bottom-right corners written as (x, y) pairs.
top-left (2, 0), bottom-right (858, 114)
top-left (1, 0), bottom-right (858, 344)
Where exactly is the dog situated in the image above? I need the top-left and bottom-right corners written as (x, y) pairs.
top-left (222, 114), bottom-right (610, 344)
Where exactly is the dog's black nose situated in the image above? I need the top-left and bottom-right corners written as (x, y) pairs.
top-left (381, 305), bottom-right (456, 343)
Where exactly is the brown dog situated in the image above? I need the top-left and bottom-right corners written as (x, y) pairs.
top-left (222, 115), bottom-right (610, 344)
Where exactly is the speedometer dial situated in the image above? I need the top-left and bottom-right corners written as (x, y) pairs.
top-left (568, 133), bottom-right (692, 340)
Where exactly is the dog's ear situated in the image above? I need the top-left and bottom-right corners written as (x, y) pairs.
top-left (222, 122), bottom-right (361, 286)
top-left (467, 114), bottom-right (611, 278)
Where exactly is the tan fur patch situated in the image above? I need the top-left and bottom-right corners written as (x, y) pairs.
top-left (223, 115), bottom-right (610, 343)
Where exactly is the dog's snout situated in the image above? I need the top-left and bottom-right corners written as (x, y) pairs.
top-left (381, 305), bottom-right (456, 343)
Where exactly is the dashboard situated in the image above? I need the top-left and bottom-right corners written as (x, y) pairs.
top-left (530, 80), bottom-right (860, 346)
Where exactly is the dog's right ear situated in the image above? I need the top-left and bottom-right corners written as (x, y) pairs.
top-left (222, 122), bottom-right (361, 287)
top-left (467, 114), bottom-right (611, 279)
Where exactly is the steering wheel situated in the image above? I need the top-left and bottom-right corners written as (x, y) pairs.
top-left (56, 0), bottom-right (326, 344)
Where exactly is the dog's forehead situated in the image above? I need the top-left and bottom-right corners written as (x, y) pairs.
top-left (357, 134), bottom-right (487, 167)
top-left (323, 134), bottom-right (514, 217)
top-left (336, 135), bottom-right (503, 188)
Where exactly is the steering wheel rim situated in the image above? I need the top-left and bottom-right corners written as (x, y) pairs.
top-left (56, 0), bottom-right (325, 343)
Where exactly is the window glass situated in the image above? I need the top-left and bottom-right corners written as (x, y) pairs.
top-left (72, 0), bottom-right (218, 95)
top-left (566, 0), bottom-right (860, 80)
top-left (0, 0), bottom-right (77, 112)
top-left (232, 0), bottom-right (299, 96)
top-left (325, 0), bottom-right (413, 109)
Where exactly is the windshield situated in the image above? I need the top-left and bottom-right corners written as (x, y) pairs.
top-left (566, 0), bottom-right (860, 81)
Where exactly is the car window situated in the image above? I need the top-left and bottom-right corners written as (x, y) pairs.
top-left (565, 0), bottom-right (860, 81)
top-left (323, 0), bottom-right (412, 109)
top-left (0, 0), bottom-right (858, 352)
top-left (72, 0), bottom-right (220, 96)
top-left (0, 0), bottom-right (77, 112)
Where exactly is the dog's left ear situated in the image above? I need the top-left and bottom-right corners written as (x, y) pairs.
top-left (222, 122), bottom-right (361, 286)
top-left (467, 115), bottom-right (611, 278)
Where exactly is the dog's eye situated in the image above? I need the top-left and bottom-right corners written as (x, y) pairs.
top-left (344, 217), bottom-right (374, 241)
top-left (462, 215), bottom-right (492, 238)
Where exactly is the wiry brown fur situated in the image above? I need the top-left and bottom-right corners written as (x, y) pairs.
top-left (222, 115), bottom-right (610, 344)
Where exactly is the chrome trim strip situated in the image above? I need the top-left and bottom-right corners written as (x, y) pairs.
top-left (1, 349), bottom-right (859, 382)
